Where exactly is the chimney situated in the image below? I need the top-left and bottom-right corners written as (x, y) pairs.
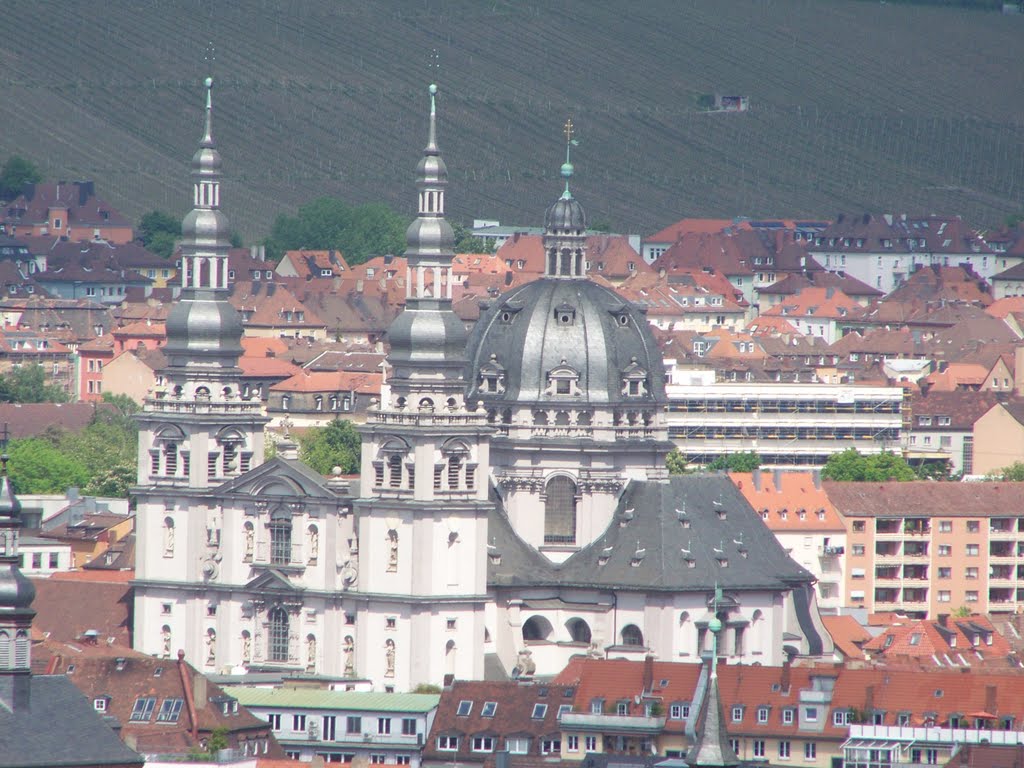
top-left (864, 685), bottom-right (875, 714)
top-left (985, 685), bottom-right (997, 717)
top-left (812, 469), bottom-right (822, 490)
top-left (773, 467), bottom-right (783, 491)
top-left (250, 245), bottom-right (257, 261)
top-left (752, 468), bottom-right (762, 491)
top-left (937, 614), bottom-right (949, 628)
top-left (780, 657), bottom-right (791, 693)
top-left (177, 650), bottom-right (200, 740)
top-left (642, 653), bottom-right (654, 694)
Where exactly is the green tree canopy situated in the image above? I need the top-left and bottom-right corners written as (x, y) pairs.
top-left (452, 222), bottom-right (496, 254)
top-left (0, 364), bottom-right (70, 403)
top-left (7, 438), bottom-right (90, 494)
top-left (299, 419), bottom-right (361, 475)
top-left (821, 448), bottom-right (916, 482)
top-left (706, 452), bottom-right (761, 473)
top-left (263, 198), bottom-right (407, 265)
top-left (666, 448), bottom-right (689, 475)
top-left (137, 210), bottom-right (180, 258)
top-left (987, 461), bottom-right (1024, 481)
top-left (5, 397), bottom-right (139, 497)
top-left (0, 155), bottom-right (42, 200)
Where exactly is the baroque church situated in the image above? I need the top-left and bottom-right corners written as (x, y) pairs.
top-left (133, 80), bottom-right (831, 690)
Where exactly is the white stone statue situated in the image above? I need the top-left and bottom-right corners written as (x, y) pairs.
top-left (243, 524), bottom-right (254, 561)
top-left (161, 626), bottom-right (171, 659)
top-left (387, 529), bottom-right (399, 572)
top-left (241, 632), bottom-right (252, 663)
top-left (343, 635), bottom-right (355, 676)
top-left (206, 630), bottom-right (216, 664)
top-left (385, 639), bottom-right (396, 677)
top-left (308, 526), bottom-right (319, 563)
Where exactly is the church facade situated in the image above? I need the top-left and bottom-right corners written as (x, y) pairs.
top-left (132, 83), bottom-right (831, 691)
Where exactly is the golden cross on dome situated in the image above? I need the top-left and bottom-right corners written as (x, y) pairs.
top-left (563, 118), bottom-right (574, 145)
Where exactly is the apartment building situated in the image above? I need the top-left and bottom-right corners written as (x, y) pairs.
top-left (732, 470), bottom-right (846, 613)
top-left (231, 689), bottom-right (439, 765)
top-left (665, 368), bottom-right (904, 467)
top-left (827, 481), bottom-right (1024, 617)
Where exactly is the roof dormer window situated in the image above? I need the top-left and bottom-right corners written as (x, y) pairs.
top-left (547, 360), bottom-right (580, 397)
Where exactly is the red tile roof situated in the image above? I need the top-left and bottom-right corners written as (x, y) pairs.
top-left (822, 615), bottom-right (871, 661)
top-left (731, 470), bottom-right (844, 532)
top-left (270, 369), bottom-right (381, 395)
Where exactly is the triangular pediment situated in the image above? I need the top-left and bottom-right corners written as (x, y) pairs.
top-left (214, 456), bottom-right (345, 499)
top-left (245, 567), bottom-right (304, 593)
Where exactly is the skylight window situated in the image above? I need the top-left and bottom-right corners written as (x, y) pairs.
top-left (481, 702), bottom-right (497, 718)
top-left (156, 697), bottom-right (185, 723)
top-left (532, 704), bottom-right (548, 719)
top-left (456, 700), bottom-right (473, 717)
top-left (129, 697), bottom-right (157, 722)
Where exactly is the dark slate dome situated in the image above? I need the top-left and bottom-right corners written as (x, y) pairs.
top-left (544, 195), bottom-right (586, 233)
top-left (465, 278), bottom-right (666, 405)
top-left (387, 305), bottom-right (468, 365)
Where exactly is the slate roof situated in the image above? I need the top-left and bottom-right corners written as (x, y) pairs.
top-left (489, 476), bottom-right (813, 592)
top-left (0, 674), bottom-right (143, 767)
top-left (758, 270), bottom-right (881, 299)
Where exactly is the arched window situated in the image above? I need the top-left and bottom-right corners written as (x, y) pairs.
top-left (621, 625), bottom-right (644, 647)
top-left (522, 616), bottom-right (553, 643)
top-left (544, 476), bottom-right (577, 545)
top-left (269, 510), bottom-right (292, 565)
top-left (567, 618), bottom-right (592, 644)
top-left (0, 630), bottom-right (9, 668)
top-left (268, 607), bottom-right (289, 662)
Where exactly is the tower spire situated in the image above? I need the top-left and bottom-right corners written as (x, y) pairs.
top-left (561, 118), bottom-right (575, 199)
top-left (201, 76), bottom-right (215, 148)
top-left (685, 587), bottom-right (739, 768)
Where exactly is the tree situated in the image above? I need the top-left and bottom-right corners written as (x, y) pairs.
top-left (6, 438), bottom-right (89, 494)
top-left (821, 448), bottom-right (916, 482)
top-left (452, 222), bottom-right (495, 254)
top-left (137, 210), bottom-right (180, 258)
top-left (0, 156), bottom-right (41, 200)
top-left (706, 451), bottom-right (761, 472)
top-left (666, 448), bottom-right (689, 475)
top-left (987, 461), bottom-right (1024, 481)
top-left (299, 419), bottom-right (361, 475)
top-left (0, 364), bottom-right (70, 403)
top-left (263, 198), bottom-right (407, 265)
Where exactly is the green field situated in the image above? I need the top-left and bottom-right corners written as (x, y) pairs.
top-left (1, 0), bottom-right (1021, 240)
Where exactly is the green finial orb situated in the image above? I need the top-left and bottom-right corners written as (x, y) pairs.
top-left (561, 161), bottom-right (574, 178)
top-left (709, 616), bottom-right (723, 634)
top-left (205, 76), bottom-right (213, 88)
top-left (429, 83), bottom-right (437, 95)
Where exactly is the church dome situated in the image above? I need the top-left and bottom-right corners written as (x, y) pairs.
top-left (544, 195), bottom-right (586, 233)
top-left (465, 278), bottom-right (666, 406)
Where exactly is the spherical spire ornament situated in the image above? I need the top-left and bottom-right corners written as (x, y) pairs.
top-left (561, 161), bottom-right (574, 179)
top-left (708, 616), bottom-right (723, 634)
top-left (205, 76), bottom-right (213, 88)
top-left (429, 83), bottom-right (437, 95)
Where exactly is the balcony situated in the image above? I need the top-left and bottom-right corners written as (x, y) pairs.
top-left (819, 545), bottom-right (846, 557)
top-left (561, 712), bottom-right (666, 734)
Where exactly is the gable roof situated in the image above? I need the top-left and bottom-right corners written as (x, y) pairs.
top-left (822, 615), bottom-right (871, 661)
top-left (730, 471), bottom-right (844, 532)
top-left (213, 455), bottom-right (350, 500)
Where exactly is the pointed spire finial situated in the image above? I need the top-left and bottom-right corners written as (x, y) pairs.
top-left (427, 83), bottom-right (438, 151)
top-left (561, 118), bottom-right (577, 199)
top-left (201, 43), bottom-right (216, 147)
